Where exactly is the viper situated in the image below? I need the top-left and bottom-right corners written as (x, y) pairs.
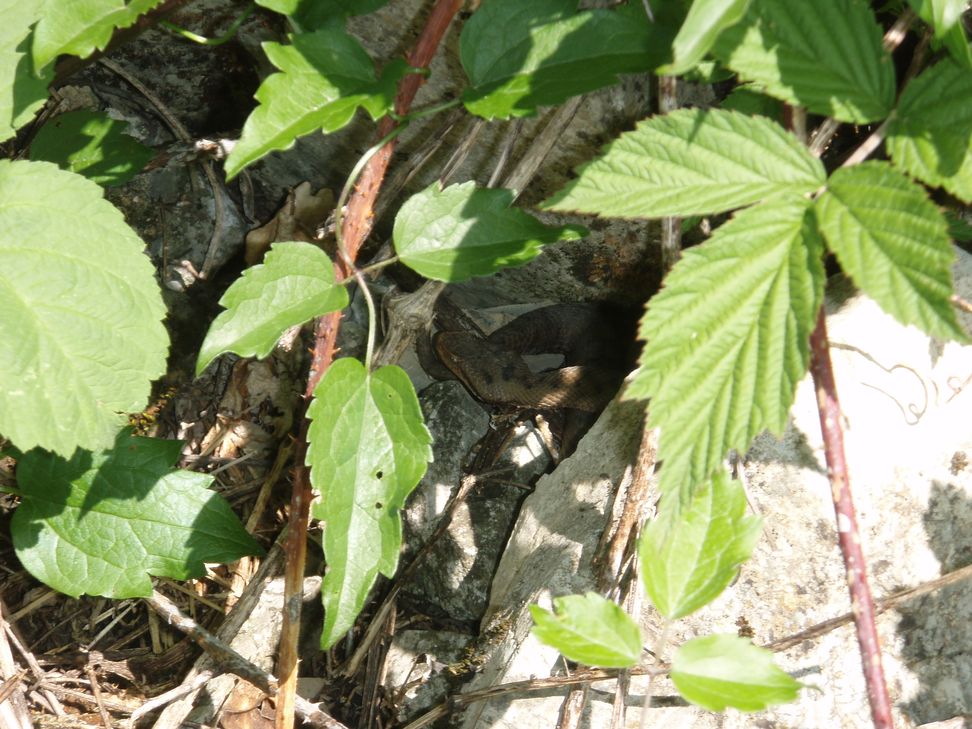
top-left (425, 303), bottom-right (639, 460)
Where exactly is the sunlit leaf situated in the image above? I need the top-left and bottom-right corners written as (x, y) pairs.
top-left (395, 182), bottom-right (586, 282)
top-left (307, 360), bottom-right (432, 647)
top-left (626, 196), bottom-right (824, 504)
top-left (0, 160), bottom-right (167, 456)
top-left (816, 162), bottom-right (966, 341)
top-left (672, 634), bottom-right (802, 711)
top-left (640, 472), bottom-right (761, 619)
top-left (530, 593), bottom-right (642, 668)
top-left (197, 242), bottom-right (348, 375)
top-left (543, 109), bottom-right (824, 219)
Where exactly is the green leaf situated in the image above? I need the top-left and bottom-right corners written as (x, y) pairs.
top-left (947, 211), bottom-right (972, 242)
top-left (460, 0), bottom-right (682, 119)
top-left (816, 162), bottom-right (966, 341)
top-left (720, 84), bottom-right (784, 122)
top-left (886, 58), bottom-right (972, 203)
top-left (285, 0), bottom-right (389, 31)
top-left (530, 593), bottom-right (642, 668)
top-left (671, 634), bottom-right (802, 711)
top-left (542, 109), bottom-right (825, 218)
top-left (196, 242), bottom-right (348, 375)
top-left (640, 472), bottom-right (761, 619)
top-left (712, 0), bottom-right (895, 123)
top-left (255, 0), bottom-right (298, 14)
top-left (29, 110), bottom-right (154, 186)
top-left (0, 0), bottom-right (50, 142)
top-left (908, 0), bottom-right (967, 38)
top-left (661, 0), bottom-right (750, 75)
top-left (625, 196), bottom-right (824, 504)
top-left (0, 160), bottom-right (168, 456)
top-left (936, 22), bottom-right (972, 69)
top-left (307, 359), bottom-right (432, 648)
top-left (394, 182), bottom-right (586, 282)
top-left (33, 0), bottom-right (164, 72)
top-left (11, 431), bottom-right (262, 598)
top-left (224, 27), bottom-right (406, 178)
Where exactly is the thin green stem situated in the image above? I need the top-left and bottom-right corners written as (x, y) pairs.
top-left (390, 96), bottom-right (461, 123)
top-left (337, 256), bottom-right (399, 285)
top-left (333, 125), bottom-right (410, 372)
top-left (160, 4), bottom-right (254, 46)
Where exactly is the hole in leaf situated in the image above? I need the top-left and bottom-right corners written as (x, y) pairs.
top-left (375, 470), bottom-right (383, 479)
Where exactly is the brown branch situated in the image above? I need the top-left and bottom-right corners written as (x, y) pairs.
top-left (808, 308), bottom-right (894, 728)
top-left (275, 3), bottom-right (465, 727)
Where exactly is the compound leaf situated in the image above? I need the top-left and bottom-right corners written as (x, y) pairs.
top-left (886, 58), bottom-right (972, 203)
top-left (12, 431), bottom-right (262, 598)
top-left (30, 110), bottom-right (154, 186)
top-left (712, 0), bottom-right (894, 123)
top-left (394, 181), bottom-right (586, 282)
top-left (461, 0), bottom-right (681, 119)
top-left (197, 242), bottom-right (348, 375)
top-left (224, 26), bottom-right (406, 178)
top-left (543, 108), bottom-right (824, 218)
top-left (816, 162), bottom-right (965, 341)
top-left (661, 0), bottom-right (750, 75)
top-left (626, 196), bottom-right (824, 505)
top-left (0, 160), bottom-right (168, 456)
top-left (640, 472), bottom-right (762, 619)
top-left (307, 359), bottom-right (432, 648)
top-left (0, 0), bottom-right (50, 142)
top-left (33, 0), bottom-right (164, 71)
top-left (672, 635), bottom-right (802, 711)
top-left (530, 593), bottom-right (642, 668)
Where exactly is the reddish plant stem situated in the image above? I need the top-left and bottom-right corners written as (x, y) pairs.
top-left (275, 3), bottom-right (464, 727)
top-left (808, 308), bottom-right (894, 729)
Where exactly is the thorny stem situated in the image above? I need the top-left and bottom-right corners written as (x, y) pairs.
top-left (808, 309), bottom-right (894, 729)
top-left (275, 3), bottom-right (465, 728)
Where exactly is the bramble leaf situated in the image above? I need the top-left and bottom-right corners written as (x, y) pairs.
top-left (626, 196), bottom-right (824, 504)
top-left (720, 84), bottom-right (784, 122)
top-left (255, 0), bottom-right (298, 14)
top-left (12, 431), bottom-right (262, 598)
top-left (640, 472), bottom-right (762, 619)
top-left (886, 58), bottom-right (972, 203)
top-left (394, 182), bottom-right (586, 282)
top-left (542, 109), bottom-right (824, 218)
top-left (661, 0), bottom-right (750, 75)
top-left (672, 635), bottom-right (802, 711)
top-left (907, 0), bottom-right (967, 38)
top-left (460, 0), bottom-right (681, 119)
top-left (816, 162), bottom-right (966, 341)
top-left (197, 242), bottom-right (348, 375)
top-left (33, 0), bottom-right (164, 71)
top-left (0, 0), bottom-right (50, 142)
top-left (29, 110), bottom-right (154, 186)
top-left (284, 0), bottom-right (389, 30)
top-left (307, 359), bottom-right (432, 648)
top-left (530, 593), bottom-right (642, 668)
top-left (0, 160), bottom-right (168, 456)
top-left (224, 27), bottom-right (406, 178)
top-left (712, 0), bottom-right (894, 123)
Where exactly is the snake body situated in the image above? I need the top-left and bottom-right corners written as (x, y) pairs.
top-left (431, 304), bottom-right (637, 413)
